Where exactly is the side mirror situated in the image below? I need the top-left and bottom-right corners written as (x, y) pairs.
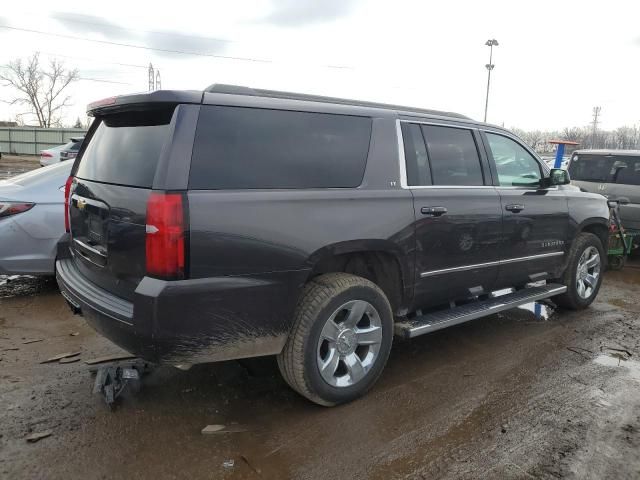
top-left (541, 168), bottom-right (570, 188)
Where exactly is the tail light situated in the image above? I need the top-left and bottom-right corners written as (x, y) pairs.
top-left (64, 176), bottom-right (73, 232)
top-left (145, 192), bottom-right (186, 279)
top-left (0, 202), bottom-right (34, 218)
top-left (40, 152), bottom-right (53, 158)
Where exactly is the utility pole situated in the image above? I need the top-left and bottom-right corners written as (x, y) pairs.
top-left (483, 38), bottom-right (499, 123)
top-left (591, 106), bottom-right (601, 148)
top-left (148, 63), bottom-right (162, 90)
top-left (148, 63), bottom-right (155, 91)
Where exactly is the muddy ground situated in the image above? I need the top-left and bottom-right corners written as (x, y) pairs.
top-left (1, 266), bottom-right (640, 479)
top-left (0, 155), bottom-right (41, 180)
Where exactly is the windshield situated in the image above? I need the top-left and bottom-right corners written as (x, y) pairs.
top-left (569, 154), bottom-right (640, 185)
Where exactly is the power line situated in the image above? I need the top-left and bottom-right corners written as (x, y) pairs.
top-left (40, 51), bottom-right (148, 69)
top-left (0, 24), bottom-right (272, 64)
top-left (44, 12), bottom-right (235, 46)
top-left (78, 76), bottom-right (132, 85)
top-left (0, 65), bottom-right (133, 85)
top-left (0, 23), bottom-right (353, 70)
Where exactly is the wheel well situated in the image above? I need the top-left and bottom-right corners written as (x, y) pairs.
top-left (309, 251), bottom-right (405, 315)
top-left (581, 223), bottom-right (609, 251)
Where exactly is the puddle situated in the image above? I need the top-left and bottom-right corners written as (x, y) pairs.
top-left (593, 354), bottom-right (640, 382)
top-left (0, 168), bottom-right (30, 180)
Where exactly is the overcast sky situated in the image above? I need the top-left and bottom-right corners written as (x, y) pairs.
top-left (1, 0), bottom-right (639, 131)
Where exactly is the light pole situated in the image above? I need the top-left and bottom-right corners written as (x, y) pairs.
top-left (483, 39), bottom-right (499, 123)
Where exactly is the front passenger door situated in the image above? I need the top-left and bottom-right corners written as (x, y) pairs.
top-left (483, 132), bottom-right (570, 288)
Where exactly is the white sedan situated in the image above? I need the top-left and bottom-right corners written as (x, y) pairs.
top-left (40, 138), bottom-right (83, 166)
top-left (0, 162), bottom-right (72, 275)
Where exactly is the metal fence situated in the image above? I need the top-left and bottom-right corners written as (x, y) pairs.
top-left (0, 127), bottom-right (87, 155)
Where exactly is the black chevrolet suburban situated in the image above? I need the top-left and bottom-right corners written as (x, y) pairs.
top-left (56, 85), bottom-right (610, 406)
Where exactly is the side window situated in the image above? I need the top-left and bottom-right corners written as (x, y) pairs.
top-left (401, 123), bottom-right (431, 186)
top-left (189, 106), bottom-right (372, 189)
top-left (613, 157), bottom-right (640, 185)
top-left (486, 133), bottom-right (542, 187)
top-left (421, 125), bottom-right (484, 186)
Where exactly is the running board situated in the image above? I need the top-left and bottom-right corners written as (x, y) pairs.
top-left (394, 283), bottom-right (567, 339)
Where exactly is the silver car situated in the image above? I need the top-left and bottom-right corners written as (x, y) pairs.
top-left (568, 149), bottom-right (640, 231)
top-left (0, 162), bottom-right (72, 275)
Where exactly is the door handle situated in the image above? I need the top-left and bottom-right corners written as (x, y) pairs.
top-left (505, 204), bottom-right (525, 213)
top-left (421, 206), bottom-right (448, 217)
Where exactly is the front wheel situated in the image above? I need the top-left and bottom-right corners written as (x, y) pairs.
top-left (554, 233), bottom-right (605, 309)
top-left (277, 273), bottom-right (393, 406)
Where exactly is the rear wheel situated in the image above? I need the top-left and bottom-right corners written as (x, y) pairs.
top-left (554, 233), bottom-right (605, 309)
top-left (277, 273), bottom-right (393, 406)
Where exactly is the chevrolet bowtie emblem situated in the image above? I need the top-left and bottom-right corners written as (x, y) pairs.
top-left (77, 199), bottom-right (87, 210)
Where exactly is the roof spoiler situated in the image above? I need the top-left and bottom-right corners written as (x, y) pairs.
top-left (87, 90), bottom-right (203, 116)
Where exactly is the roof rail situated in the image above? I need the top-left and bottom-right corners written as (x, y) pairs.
top-left (204, 83), bottom-right (471, 120)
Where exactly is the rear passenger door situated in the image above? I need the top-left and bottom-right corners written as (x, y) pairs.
top-left (401, 122), bottom-right (503, 309)
top-left (482, 131), bottom-right (569, 287)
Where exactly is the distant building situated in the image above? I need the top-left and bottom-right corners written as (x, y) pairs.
top-left (0, 121), bottom-right (18, 127)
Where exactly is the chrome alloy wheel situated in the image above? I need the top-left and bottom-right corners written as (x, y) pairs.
top-left (576, 246), bottom-right (601, 299)
top-left (316, 300), bottom-right (383, 387)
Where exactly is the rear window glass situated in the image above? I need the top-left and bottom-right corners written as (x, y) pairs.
top-left (189, 106), bottom-right (372, 189)
top-left (75, 107), bottom-right (174, 188)
top-left (569, 154), bottom-right (640, 185)
top-left (421, 125), bottom-right (484, 186)
top-left (68, 140), bottom-right (83, 151)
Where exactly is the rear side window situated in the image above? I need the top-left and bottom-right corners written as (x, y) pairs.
top-left (189, 106), bottom-right (372, 189)
top-left (75, 107), bottom-right (174, 188)
top-left (421, 125), bottom-right (484, 186)
top-left (570, 154), bottom-right (640, 185)
top-left (614, 158), bottom-right (640, 185)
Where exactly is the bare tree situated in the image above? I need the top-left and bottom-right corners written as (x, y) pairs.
top-left (0, 53), bottom-right (78, 128)
top-left (562, 127), bottom-right (586, 144)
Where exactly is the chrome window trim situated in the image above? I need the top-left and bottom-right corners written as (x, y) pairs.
top-left (396, 120), bottom-right (408, 189)
top-left (420, 251), bottom-right (564, 278)
top-left (406, 185), bottom-right (495, 190)
top-left (495, 185), bottom-right (558, 191)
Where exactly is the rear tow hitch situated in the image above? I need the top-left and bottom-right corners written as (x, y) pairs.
top-left (91, 360), bottom-right (149, 409)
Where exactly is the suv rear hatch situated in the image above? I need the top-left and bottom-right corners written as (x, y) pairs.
top-left (68, 105), bottom-right (178, 301)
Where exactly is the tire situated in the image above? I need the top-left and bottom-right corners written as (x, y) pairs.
top-left (277, 273), bottom-right (393, 406)
top-left (554, 233), bottom-right (605, 310)
top-left (608, 255), bottom-right (625, 271)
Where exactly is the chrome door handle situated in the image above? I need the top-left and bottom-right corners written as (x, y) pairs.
top-left (505, 204), bottom-right (525, 213)
top-left (421, 206), bottom-right (448, 217)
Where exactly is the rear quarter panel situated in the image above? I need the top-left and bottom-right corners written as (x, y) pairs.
top-left (565, 186), bottom-right (610, 241)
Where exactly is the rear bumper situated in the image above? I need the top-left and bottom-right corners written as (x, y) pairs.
top-left (56, 255), bottom-right (307, 365)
